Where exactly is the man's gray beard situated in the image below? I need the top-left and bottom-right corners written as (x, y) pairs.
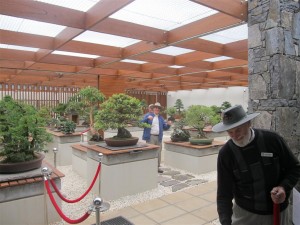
top-left (232, 128), bottom-right (253, 147)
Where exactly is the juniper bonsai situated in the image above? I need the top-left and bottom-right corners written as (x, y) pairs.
top-left (0, 96), bottom-right (52, 163)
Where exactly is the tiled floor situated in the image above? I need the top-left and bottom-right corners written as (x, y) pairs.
top-left (81, 180), bottom-right (218, 225)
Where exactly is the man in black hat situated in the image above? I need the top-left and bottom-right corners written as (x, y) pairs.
top-left (212, 105), bottom-right (300, 225)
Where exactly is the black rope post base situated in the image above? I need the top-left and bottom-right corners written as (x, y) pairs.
top-left (91, 216), bottom-right (134, 225)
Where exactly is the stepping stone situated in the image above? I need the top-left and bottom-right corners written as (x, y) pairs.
top-left (185, 179), bottom-right (207, 186)
top-left (172, 174), bottom-right (194, 181)
top-left (162, 170), bottom-right (181, 176)
top-left (160, 179), bottom-right (180, 187)
top-left (172, 183), bottom-right (189, 192)
top-left (157, 175), bottom-right (171, 183)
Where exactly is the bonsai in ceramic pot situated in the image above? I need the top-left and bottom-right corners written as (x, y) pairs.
top-left (0, 96), bottom-right (52, 173)
top-left (94, 93), bottom-right (145, 147)
top-left (185, 105), bottom-right (220, 145)
top-left (170, 119), bottom-right (190, 142)
top-left (66, 86), bottom-right (105, 141)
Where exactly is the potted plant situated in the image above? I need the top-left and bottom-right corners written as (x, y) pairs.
top-left (165, 106), bottom-right (177, 122)
top-left (66, 86), bottom-right (105, 141)
top-left (170, 119), bottom-right (190, 142)
top-left (185, 105), bottom-right (220, 145)
top-left (0, 96), bottom-right (52, 173)
top-left (60, 120), bottom-right (77, 134)
top-left (94, 93), bottom-right (144, 147)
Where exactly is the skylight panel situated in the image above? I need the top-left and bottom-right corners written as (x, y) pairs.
top-left (200, 24), bottom-right (248, 44)
top-left (35, 0), bottom-right (101, 12)
top-left (52, 50), bottom-right (100, 59)
top-left (153, 46), bottom-right (194, 56)
top-left (203, 56), bottom-right (233, 62)
top-left (169, 65), bottom-right (185, 68)
top-left (0, 44), bottom-right (39, 52)
top-left (110, 0), bottom-right (217, 31)
top-left (74, 31), bottom-right (140, 47)
top-left (121, 59), bottom-right (146, 64)
top-left (0, 15), bottom-right (65, 37)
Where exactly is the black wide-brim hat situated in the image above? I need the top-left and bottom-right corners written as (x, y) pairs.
top-left (212, 105), bottom-right (260, 132)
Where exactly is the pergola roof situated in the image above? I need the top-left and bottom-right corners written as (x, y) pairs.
top-left (0, 0), bottom-right (248, 92)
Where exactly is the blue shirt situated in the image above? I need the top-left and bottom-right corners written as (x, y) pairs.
top-left (141, 112), bottom-right (170, 142)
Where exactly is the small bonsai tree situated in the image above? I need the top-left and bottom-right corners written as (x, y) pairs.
top-left (185, 105), bottom-right (220, 138)
top-left (94, 93), bottom-right (144, 139)
top-left (66, 86), bottom-right (105, 140)
top-left (221, 101), bottom-right (232, 111)
top-left (165, 106), bottom-right (177, 122)
top-left (174, 99), bottom-right (184, 114)
top-left (0, 96), bottom-right (52, 163)
top-left (170, 119), bottom-right (190, 142)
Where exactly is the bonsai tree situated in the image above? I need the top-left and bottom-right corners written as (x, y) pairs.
top-left (94, 93), bottom-right (144, 139)
top-left (185, 105), bottom-right (220, 138)
top-left (221, 101), bottom-right (232, 111)
top-left (0, 96), bottom-right (52, 163)
top-left (66, 86), bottom-right (105, 140)
top-left (165, 106), bottom-right (176, 122)
top-left (174, 99), bottom-right (184, 114)
top-left (170, 119), bottom-right (190, 142)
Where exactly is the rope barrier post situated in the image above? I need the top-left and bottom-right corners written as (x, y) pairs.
top-left (93, 197), bottom-right (102, 225)
top-left (42, 167), bottom-right (51, 225)
top-left (98, 153), bottom-right (103, 195)
top-left (53, 147), bottom-right (58, 168)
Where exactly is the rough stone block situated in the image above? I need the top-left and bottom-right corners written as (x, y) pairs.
top-left (249, 74), bottom-right (268, 99)
top-left (249, 24), bottom-right (262, 48)
top-left (266, 28), bottom-right (284, 55)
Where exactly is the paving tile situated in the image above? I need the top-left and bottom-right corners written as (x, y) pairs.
top-left (201, 180), bottom-right (217, 190)
top-left (184, 183), bottom-right (215, 196)
top-left (172, 183), bottom-right (189, 192)
top-left (157, 175), bottom-right (171, 183)
top-left (131, 198), bottom-right (169, 214)
top-left (161, 213), bottom-right (207, 225)
top-left (160, 191), bottom-right (193, 204)
top-left (145, 205), bottom-right (186, 223)
top-left (129, 214), bottom-right (158, 225)
top-left (162, 170), bottom-right (181, 176)
top-left (185, 179), bottom-right (207, 186)
top-left (160, 179), bottom-right (180, 187)
top-left (172, 174), bottom-right (194, 181)
top-left (200, 190), bottom-right (217, 203)
top-left (174, 197), bottom-right (211, 212)
top-left (101, 206), bottom-right (140, 221)
top-left (192, 203), bottom-right (218, 222)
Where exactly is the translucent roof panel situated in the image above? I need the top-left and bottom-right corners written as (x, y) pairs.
top-left (52, 50), bottom-right (100, 59)
top-left (203, 56), bottom-right (233, 62)
top-left (121, 59), bottom-right (146, 64)
top-left (0, 44), bottom-right (39, 52)
top-left (153, 46), bottom-right (194, 56)
top-left (74, 31), bottom-right (141, 47)
top-left (110, 0), bottom-right (217, 31)
top-left (0, 15), bottom-right (66, 37)
top-left (200, 24), bottom-right (248, 44)
top-left (169, 65), bottom-right (185, 68)
top-left (35, 0), bottom-right (101, 12)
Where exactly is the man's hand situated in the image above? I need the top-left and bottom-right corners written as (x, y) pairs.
top-left (271, 186), bottom-right (286, 204)
top-left (148, 115), bottom-right (153, 120)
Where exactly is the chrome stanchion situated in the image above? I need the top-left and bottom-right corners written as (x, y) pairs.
top-left (53, 147), bottom-right (58, 168)
top-left (93, 197), bottom-right (102, 225)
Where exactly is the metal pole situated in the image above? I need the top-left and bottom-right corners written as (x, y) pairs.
top-left (93, 197), bottom-right (102, 225)
top-left (53, 147), bottom-right (58, 168)
top-left (98, 153), bottom-right (103, 196)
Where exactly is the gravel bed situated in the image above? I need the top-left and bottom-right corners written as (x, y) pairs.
top-left (49, 164), bottom-right (217, 225)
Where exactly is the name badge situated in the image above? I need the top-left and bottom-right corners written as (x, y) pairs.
top-left (261, 152), bottom-right (273, 157)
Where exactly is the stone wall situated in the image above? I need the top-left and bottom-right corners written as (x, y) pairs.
top-left (248, 0), bottom-right (300, 156)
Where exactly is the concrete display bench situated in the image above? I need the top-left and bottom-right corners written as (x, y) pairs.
top-left (72, 143), bottom-right (159, 201)
top-left (164, 140), bottom-right (226, 174)
top-left (0, 161), bottom-right (64, 225)
top-left (46, 130), bottom-right (82, 166)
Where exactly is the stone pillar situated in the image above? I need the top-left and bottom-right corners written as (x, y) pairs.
top-left (248, 0), bottom-right (300, 223)
top-left (248, 0), bottom-right (299, 154)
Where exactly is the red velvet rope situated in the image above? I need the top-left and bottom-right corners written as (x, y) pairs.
top-left (273, 203), bottom-right (280, 225)
top-left (80, 128), bottom-right (90, 135)
top-left (50, 163), bottom-right (101, 203)
top-left (45, 180), bottom-right (91, 224)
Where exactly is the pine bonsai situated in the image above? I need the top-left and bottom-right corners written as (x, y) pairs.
top-left (0, 96), bottom-right (52, 163)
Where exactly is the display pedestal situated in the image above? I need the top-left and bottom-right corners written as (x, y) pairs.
top-left (72, 143), bottom-right (159, 201)
top-left (164, 140), bottom-right (225, 174)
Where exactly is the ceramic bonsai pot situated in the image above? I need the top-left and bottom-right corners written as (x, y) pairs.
top-left (189, 138), bottom-right (213, 145)
top-left (104, 137), bottom-right (139, 147)
top-left (0, 153), bottom-right (45, 174)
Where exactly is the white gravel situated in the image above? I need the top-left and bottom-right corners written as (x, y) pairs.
top-left (49, 164), bottom-right (217, 225)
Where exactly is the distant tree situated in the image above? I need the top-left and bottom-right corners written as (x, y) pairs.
top-left (174, 99), bottom-right (184, 114)
top-left (221, 101), bottom-right (232, 111)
